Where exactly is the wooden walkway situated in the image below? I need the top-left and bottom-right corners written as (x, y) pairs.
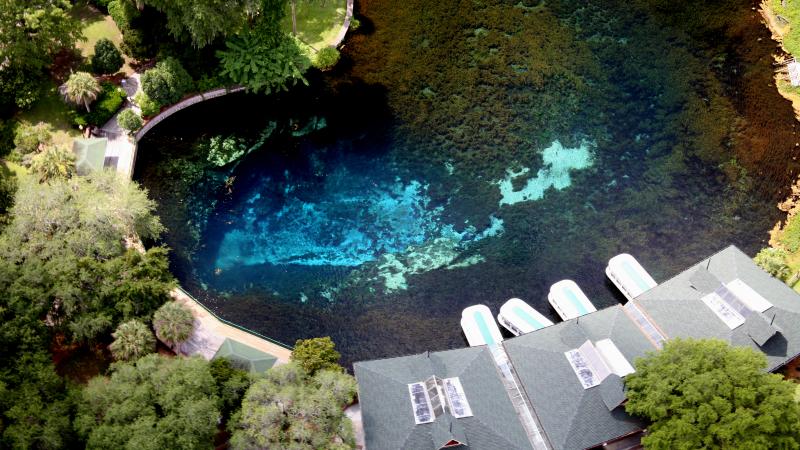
top-left (171, 288), bottom-right (293, 364)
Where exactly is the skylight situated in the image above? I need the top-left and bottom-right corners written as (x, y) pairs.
top-left (623, 302), bottom-right (667, 349)
top-left (565, 340), bottom-right (635, 389)
top-left (409, 376), bottom-right (473, 424)
top-left (701, 292), bottom-right (746, 329)
top-left (725, 279), bottom-right (772, 313)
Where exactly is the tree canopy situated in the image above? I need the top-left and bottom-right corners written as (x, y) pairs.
top-left (91, 38), bottom-right (125, 75)
top-left (291, 336), bottom-right (342, 376)
top-left (229, 362), bottom-right (356, 449)
top-left (75, 354), bottom-right (221, 449)
top-left (142, 0), bottom-right (260, 48)
top-left (153, 301), bottom-right (194, 348)
top-left (109, 319), bottom-right (156, 361)
top-left (624, 338), bottom-right (800, 449)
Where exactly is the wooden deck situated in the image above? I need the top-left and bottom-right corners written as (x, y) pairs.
top-left (171, 288), bottom-right (293, 364)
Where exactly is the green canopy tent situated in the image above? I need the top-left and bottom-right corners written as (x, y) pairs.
top-left (212, 338), bottom-right (278, 373)
top-left (72, 138), bottom-right (108, 176)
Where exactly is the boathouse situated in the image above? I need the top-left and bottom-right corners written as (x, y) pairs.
top-left (353, 245), bottom-right (800, 450)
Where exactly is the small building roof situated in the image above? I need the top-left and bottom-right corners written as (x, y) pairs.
top-left (634, 245), bottom-right (800, 371)
top-left (213, 338), bottom-right (278, 373)
top-left (72, 138), bottom-right (107, 176)
top-left (353, 346), bottom-right (533, 450)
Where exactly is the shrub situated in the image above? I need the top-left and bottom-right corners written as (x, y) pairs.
top-left (72, 82), bottom-right (126, 127)
top-left (13, 122), bottom-right (53, 155)
top-left (291, 336), bottom-right (342, 376)
top-left (312, 47), bottom-right (341, 71)
top-left (141, 57), bottom-right (193, 107)
top-left (350, 17), bottom-right (361, 31)
top-left (30, 145), bottom-right (76, 183)
top-left (116, 109), bottom-right (142, 134)
top-left (755, 247), bottom-right (791, 281)
top-left (109, 320), bottom-right (155, 361)
top-left (134, 92), bottom-right (160, 117)
top-left (91, 38), bottom-right (124, 75)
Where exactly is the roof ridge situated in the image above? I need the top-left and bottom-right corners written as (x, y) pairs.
top-left (355, 360), bottom-right (411, 386)
top-left (470, 414), bottom-right (532, 450)
top-left (452, 346), bottom-right (489, 377)
top-left (558, 389), bottom-right (590, 450)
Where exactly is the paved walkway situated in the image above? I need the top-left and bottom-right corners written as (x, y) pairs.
top-left (100, 73), bottom-right (140, 178)
top-left (171, 288), bottom-right (293, 364)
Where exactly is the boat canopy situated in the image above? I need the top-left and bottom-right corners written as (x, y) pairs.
top-left (497, 298), bottom-right (554, 336)
top-left (605, 253), bottom-right (657, 301)
top-left (548, 280), bottom-right (597, 321)
top-left (460, 305), bottom-right (503, 347)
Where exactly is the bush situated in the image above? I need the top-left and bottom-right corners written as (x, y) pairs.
top-left (133, 92), bottom-right (160, 117)
top-left (755, 247), bottom-right (791, 280)
top-left (72, 82), bottom-right (126, 127)
top-left (141, 57), bottom-right (193, 107)
top-left (91, 38), bottom-right (124, 75)
top-left (116, 109), bottom-right (142, 134)
top-left (350, 17), bottom-right (361, 31)
top-left (13, 122), bottom-right (53, 155)
top-left (290, 337), bottom-right (342, 376)
top-left (312, 47), bottom-right (341, 71)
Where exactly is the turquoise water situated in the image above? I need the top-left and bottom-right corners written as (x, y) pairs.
top-left (134, 0), bottom-right (799, 367)
top-left (512, 306), bottom-right (547, 331)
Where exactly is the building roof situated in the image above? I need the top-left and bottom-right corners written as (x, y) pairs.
top-left (634, 245), bottom-right (800, 371)
top-left (503, 306), bottom-right (653, 450)
top-left (353, 346), bottom-right (533, 450)
top-left (212, 338), bottom-right (278, 373)
top-left (72, 138), bottom-right (107, 176)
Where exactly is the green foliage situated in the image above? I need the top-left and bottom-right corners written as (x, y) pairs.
top-left (91, 38), bottom-right (125, 75)
top-left (0, 164), bottom-right (16, 227)
top-left (0, 0), bottom-right (82, 109)
top-left (217, 21), bottom-right (310, 94)
top-left (134, 92), bottom-right (161, 117)
top-left (781, 214), bottom-right (800, 253)
top-left (0, 172), bottom-right (171, 342)
top-left (755, 247), bottom-right (792, 281)
top-left (625, 338), bottom-right (800, 449)
top-left (60, 72), bottom-right (102, 112)
top-left (142, 0), bottom-right (257, 48)
top-left (117, 109), bottom-right (143, 134)
top-left (229, 362), bottom-right (356, 449)
top-left (30, 145), bottom-right (76, 183)
top-left (772, 0), bottom-right (800, 56)
top-left (349, 17), bottom-right (361, 31)
top-left (313, 46), bottom-right (340, 70)
top-left (206, 135), bottom-right (247, 167)
top-left (142, 57), bottom-right (194, 107)
top-left (209, 358), bottom-right (253, 421)
top-left (75, 354), bottom-right (221, 449)
top-left (153, 301), bottom-right (194, 348)
top-left (90, 0), bottom-right (113, 12)
top-left (72, 82), bottom-right (126, 127)
top-left (13, 122), bottom-right (54, 155)
top-left (291, 336), bottom-right (342, 376)
top-left (109, 319), bottom-right (156, 361)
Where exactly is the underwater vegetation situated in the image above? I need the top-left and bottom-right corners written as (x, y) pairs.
top-left (136, 0), bottom-right (800, 366)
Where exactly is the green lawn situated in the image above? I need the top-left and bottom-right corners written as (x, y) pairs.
top-left (16, 86), bottom-right (81, 149)
top-left (281, 0), bottom-right (347, 57)
top-left (71, 2), bottom-right (132, 74)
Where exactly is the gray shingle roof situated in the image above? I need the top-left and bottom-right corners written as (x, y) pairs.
top-left (634, 245), bottom-right (800, 370)
top-left (353, 346), bottom-right (533, 450)
top-left (503, 305), bottom-right (653, 450)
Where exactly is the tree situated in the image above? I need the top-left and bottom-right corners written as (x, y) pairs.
top-left (13, 122), bottom-right (54, 155)
top-left (109, 319), bottom-right (156, 361)
top-left (117, 109), bottom-right (143, 133)
top-left (29, 145), bottom-right (75, 183)
top-left (141, 57), bottom-right (193, 106)
top-left (91, 38), bottom-right (125, 75)
top-left (624, 339), bottom-right (800, 449)
top-left (142, 0), bottom-right (259, 48)
top-left (291, 336), bottom-right (342, 376)
top-left (209, 358), bottom-right (252, 421)
top-left (153, 301), bottom-right (194, 349)
top-left (75, 354), bottom-right (221, 449)
top-left (755, 247), bottom-right (792, 282)
top-left (0, 0), bottom-right (82, 109)
top-left (60, 72), bottom-right (102, 112)
top-left (230, 362), bottom-right (356, 449)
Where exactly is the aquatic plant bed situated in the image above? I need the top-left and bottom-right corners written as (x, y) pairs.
top-left (135, 0), bottom-right (800, 367)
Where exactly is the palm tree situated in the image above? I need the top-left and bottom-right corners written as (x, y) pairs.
top-left (60, 72), bottom-right (101, 112)
top-left (30, 145), bottom-right (75, 183)
top-left (153, 301), bottom-right (195, 350)
top-left (109, 320), bottom-right (156, 361)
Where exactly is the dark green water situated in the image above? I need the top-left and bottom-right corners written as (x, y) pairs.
top-left (135, 0), bottom-right (800, 367)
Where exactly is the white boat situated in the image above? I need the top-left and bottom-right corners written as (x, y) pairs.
top-left (497, 298), bottom-right (554, 336)
top-left (548, 280), bottom-right (597, 320)
top-left (606, 253), bottom-right (657, 301)
top-left (460, 305), bottom-right (504, 347)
